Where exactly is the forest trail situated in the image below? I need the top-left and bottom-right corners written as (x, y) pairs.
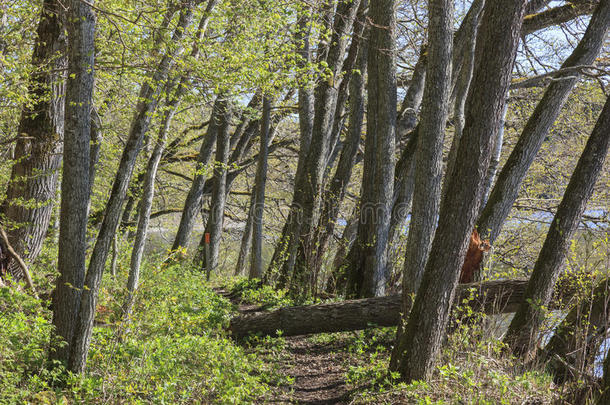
top-left (216, 288), bottom-right (354, 404)
top-left (266, 336), bottom-right (353, 404)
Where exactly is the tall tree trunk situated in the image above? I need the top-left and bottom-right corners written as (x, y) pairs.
top-left (279, 0), bottom-right (361, 298)
top-left (343, 0), bottom-right (396, 299)
top-left (235, 187), bottom-right (255, 276)
top-left (1, 0), bottom-right (66, 280)
top-left (200, 100), bottom-right (232, 280)
top-left (51, 0), bottom-right (94, 369)
top-left (476, 0), bottom-right (610, 244)
top-left (391, 0), bottom-right (527, 381)
top-left (442, 6), bottom-right (479, 200)
top-left (400, 0), bottom-right (453, 304)
top-left (171, 95), bottom-right (224, 252)
top-left (326, 206), bottom-right (359, 294)
top-left (69, 5), bottom-right (195, 373)
top-left (249, 96), bottom-right (271, 279)
top-left (123, 96), bottom-right (177, 318)
top-left (267, 12), bottom-right (314, 285)
top-left (311, 9), bottom-right (368, 293)
top-left (385, 0), bottom-right (484, 283)
top-left (504, 94), bottom-right (610, 359)
top-left (390, 0), bottom-right (454, 367)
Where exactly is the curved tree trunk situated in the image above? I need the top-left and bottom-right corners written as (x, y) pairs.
top-left (504, 93), bottom-right (610, 359)
top-left (1, 0), bottom-right (66, 280)
top-left (172, 95), bottom-right (224, 251)
top-left (69, 5), bottom-right (195, 373)
top-left (476, 0), bottom-right (610, 245)
top-left (391, 0), bottom-right (527, 382)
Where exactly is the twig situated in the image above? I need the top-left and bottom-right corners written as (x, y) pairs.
top-left (0, 226), bottom-right (38, 298)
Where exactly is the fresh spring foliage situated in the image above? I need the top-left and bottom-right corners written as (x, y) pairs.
top-left (0, 263), bottom-right (276, 404)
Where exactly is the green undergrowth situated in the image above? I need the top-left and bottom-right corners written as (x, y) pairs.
top-left (0, 262), bottom-right (276, 404)
top-left (341, 316), bottom-right (563, 404)
top-left (226, 277), bottom-right (294, 309)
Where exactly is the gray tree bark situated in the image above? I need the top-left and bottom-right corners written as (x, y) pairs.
top-left (324, 0), bottom-right (368, 169)
top-left (266, 12), bottom-right (314, 285)
top-left (442, 5), bottom-right (479, 200)
top-left (275, 0), bottom-right (361, 298)
top-left (396, 51), bottom-right (426, 142)
top-left (172, 95), bottom-right (224, 251)
top-left (200, 100), bottom-right (232, 280)
top-left (385, 0), bottom-right (484, 283)
top-left (480, 103), bottom-right (508, 208)
top-left (1, 0), bottom-right (66, 280)
top-left (311, 7), bottom-right (368, 293)
top-left (235, 187), bottom-right (255, 276)
top-left (401, 0), bottom-right (453, 303)
top-left (51, 0), bottom-right (94, 369)
top-left (390, 0), bottom-right (527, 381)
top-left (390, 0), bottom-right (455, 368)
top-left (69, 5), bottom-right (195, 373)
top-left (88, 108), bottom-right (102, 201)
top-left (504, 93), bottom-right (610, 359)
top-left (123, 94), bottom-right (178, 318)
top-left (343, 0), bottom-right (396, 299)
top-left (476, 0), bottom-right (610, 245)
top-left (249, 96), bottom-right (271, 280)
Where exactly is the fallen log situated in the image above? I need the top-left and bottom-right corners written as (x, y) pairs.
top-left (230, 279), bottom-right (574, 339)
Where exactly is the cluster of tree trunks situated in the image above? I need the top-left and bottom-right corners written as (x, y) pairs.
top-left (391, 0), bottom-right (529, 382)
top-left (3, 0), bottom-right (609, 392)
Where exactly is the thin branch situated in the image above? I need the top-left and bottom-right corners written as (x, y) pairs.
top-left (0, 226), bottom-right (37, 298)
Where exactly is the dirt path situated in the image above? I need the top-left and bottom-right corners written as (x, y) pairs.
top-left (216, 288), bottom-right (354, 404)
top-left (268, 335), bottom-right (353, 404)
